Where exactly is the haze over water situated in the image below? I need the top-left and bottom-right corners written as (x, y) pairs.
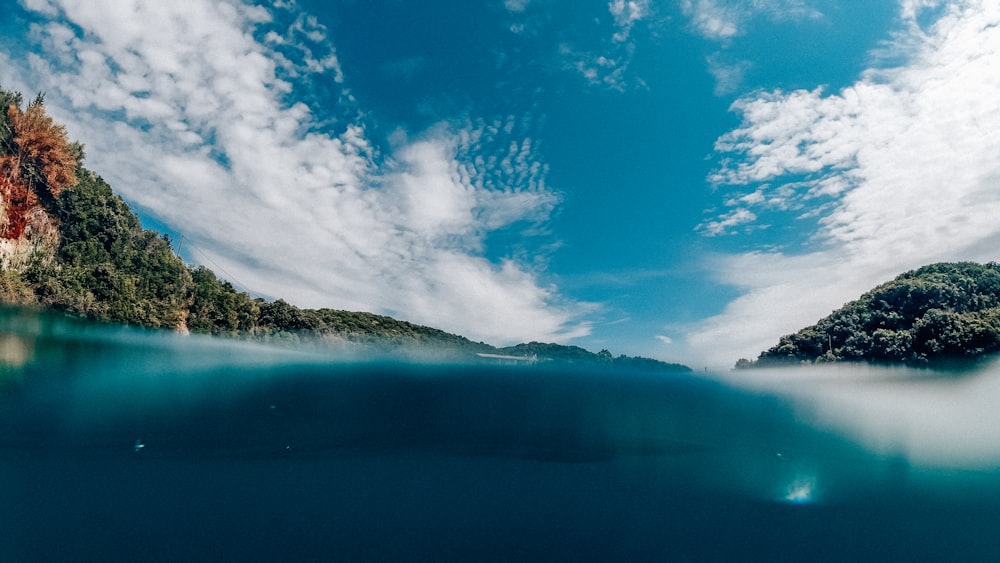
top-left (3, 308), bottom-right (1000, 561)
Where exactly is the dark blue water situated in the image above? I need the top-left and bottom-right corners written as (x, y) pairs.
top-left (3, 310), bottom-right (1000, 561)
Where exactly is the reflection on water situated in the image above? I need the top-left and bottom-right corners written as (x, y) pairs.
top-left (2, 307), bottom-right (1000, 561)
top-left (0, 308), bottom-right (41, 388)
top-left (0, 334), bottom-right (32, 368)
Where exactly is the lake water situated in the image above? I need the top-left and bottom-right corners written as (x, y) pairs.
top-left (3, 308), bottom-right (1000, 561)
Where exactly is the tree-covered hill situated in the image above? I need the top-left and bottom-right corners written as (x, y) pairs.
top-left (0, 86), bottom-right (689, 371)
top-left (741, 262), bottom-right (1000, 367)
top-left (497, 341), bottom-right (690, 372)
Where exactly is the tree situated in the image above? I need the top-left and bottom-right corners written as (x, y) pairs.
top-left (187, 265), bottom-right (259, 335)
top-left (25, 169), bottom-right (191, 328)
top-left (751, 262), bottom-right (1000, 367)
top-left (0, 90), bottom-right (80, 239)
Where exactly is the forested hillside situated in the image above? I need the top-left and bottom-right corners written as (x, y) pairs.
top-left (0, 86), bottom-right (689, 370)
top-left (741, 262), bottom-right (1000, 367)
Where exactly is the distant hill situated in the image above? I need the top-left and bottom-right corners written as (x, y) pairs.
top-left (740, 262), bottom-right (1000, 368)
top-left (496, 341), bottom-right (690, 372)
top-left (0, 86), bottom-right (689, 372)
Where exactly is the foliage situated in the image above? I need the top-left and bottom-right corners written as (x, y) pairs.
top-left (610, 354), bottom-right (690, 372)
top-left (0, 90), bottom-right (79, 239)
top-left (750, 262), bottom-right (1000, 367)
top-left (0, 270), bottom-right (34, 304)
top-left (498, 341), bottom-right (597, 362)
top-left (186, 265), bottom-right (259, 335)
top-left (497, 341), bottom-right (691, 372)
top-left (26, 170), bottom-right (191, 328)
top-left (311, 308), bottom-right (490, 351)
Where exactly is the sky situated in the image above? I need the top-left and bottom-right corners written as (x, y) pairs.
top-left (1, 0), bottom-right (999, 367)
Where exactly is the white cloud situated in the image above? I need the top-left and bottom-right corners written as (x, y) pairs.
top-left (608, 0), bottom-right (650, 43)
top-left (556, 0), bottom-right (651, 90)
top-left (683, 1), bottom-right (822, 96)
top-left (681, 0), bottom-right (823, 41)
top-left (681, 0), bottom-right (740, 40)
top-left (267, 10), bottom-right (344, 81)
top-left (900, 0), bottom-right (948, 21)
top-left (698, 207), bottom-right (757, 236)
top-left (3, 0), bottom-right (589, 345)
top-left (504, 0), bottom-right (531, 13)
top-left (561, 43), bottom-right (634, 91)
top-left (655, 335), bottom-right (673, 345)
top-left (686, 0), bottom-right (1000, 365)
top-left (706, 54), bottom-right (751, 96)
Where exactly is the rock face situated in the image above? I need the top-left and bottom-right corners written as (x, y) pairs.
top-left (0, 93), bottom-right (79, 271)
top-left (0, 205), bottom-right (61, 273)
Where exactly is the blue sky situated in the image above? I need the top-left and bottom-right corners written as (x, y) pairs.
top-left (2, 0), bottom-right (999, 367)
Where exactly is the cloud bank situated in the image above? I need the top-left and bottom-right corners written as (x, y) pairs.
top-left (687, 0), bottom-right (1000, 364)
top-left (2, 0), bottom-right (588, 345)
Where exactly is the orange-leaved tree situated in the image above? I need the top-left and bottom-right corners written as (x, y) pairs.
top-left (0, 92), bottom-right (80, 239)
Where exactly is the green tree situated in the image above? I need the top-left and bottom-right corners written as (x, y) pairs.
top-left (187, 265), bottom-right (259, 335)
top-left (753, 262), bottom-right (1000, 367)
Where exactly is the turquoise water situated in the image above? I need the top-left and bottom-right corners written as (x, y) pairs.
top-left (3, 308), bottom-right (1000, 561)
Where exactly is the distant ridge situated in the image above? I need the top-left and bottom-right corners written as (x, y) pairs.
top-left (0, 85), bottom-right (689, 372)
top-left (739, 262), bottom-right (1000, 368)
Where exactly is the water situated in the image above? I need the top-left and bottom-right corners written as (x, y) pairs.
top-left (3, 308), bottom-right (1000, 561)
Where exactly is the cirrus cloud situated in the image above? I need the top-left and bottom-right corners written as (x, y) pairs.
top-left (1, 0), bottom-right (590, 345)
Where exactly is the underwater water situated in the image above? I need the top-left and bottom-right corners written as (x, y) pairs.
top-left (3, 309), bottom-right (1000, 561)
